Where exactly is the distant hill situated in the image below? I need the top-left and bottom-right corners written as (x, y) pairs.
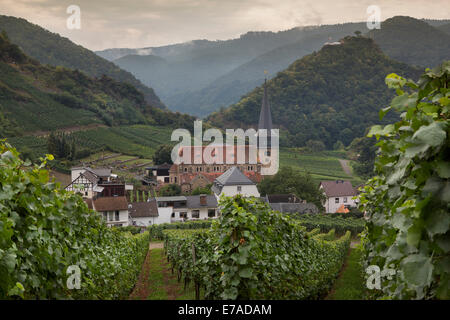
top-left (164, 23), bottom-right (368, 116)
top-left (0, 32), bottom-right (194, 138)
top-left (437, 23), bottom-right (450, 35)
top-left (0, 15), bottom-right (165, 109)
top-left (369, 16), bottom-right (450, 68)
top-left (207, 36), bottom-right (423, 149)
top-left (103, 23), bottom-right (367, 115)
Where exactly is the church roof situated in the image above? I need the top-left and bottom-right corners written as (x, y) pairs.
top-left (258, 80), bottom-right (273, 132)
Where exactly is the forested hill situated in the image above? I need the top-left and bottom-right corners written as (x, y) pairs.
top-left (369, 16), bottom-right (450, 68)
top-left (0, 15), bottom-right (165, 109)
top-left (206, 36), bottom-right (423, 149)
top-left (0, 32), bottom-right (194, 138)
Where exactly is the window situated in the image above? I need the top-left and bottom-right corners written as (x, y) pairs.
top-left (115, 211), bottom-right (120, 221)
top-left (164, 177), bottom-right (170, 183)
top-left (343, 197), bottom-right (348, 203)
top-left (237, 186), bottom-right (242, 192)
top-left (208, 209), bottom-right (215, 218)
top-left (335, 198), bottom-right (339, 204)
top-left (180, 212), bottom-right (187, 219)
top-left (103, 212), bottom-right (108, 221)
top-left (108, 211), bottom-right (114, 221)
top-left (171, 212), bottom-right (175, 218)
top-left (184, 167), bottom-right (187, 172)
top-left (192, 210), bottom-right (200, 218)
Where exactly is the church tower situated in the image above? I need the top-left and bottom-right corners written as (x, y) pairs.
top-left (257, 79), bottom-right (273, 149)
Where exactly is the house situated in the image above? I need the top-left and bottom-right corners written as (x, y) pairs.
top-left (145, 163), bottom-right (171, 184)
top-left (129, 200), bottom-right (159, 227)
top-left (92, 196), bottom-right (129, 227)
top-left (319, 180), bottom-right (358, 213)
top-left (66, 166), bottom-right (132, 227)
top-left (154, 194), bottom-right (218, 224)
top-left (212, 166), bottom-right (260, 199)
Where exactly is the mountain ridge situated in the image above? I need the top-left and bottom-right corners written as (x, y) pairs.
top-left (0, 15), bottom-right (166, 109)
top-left (206, 36), bottom-right (423, 149)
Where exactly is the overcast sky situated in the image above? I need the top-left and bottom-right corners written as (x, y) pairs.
top-left (1, 0), bottom-right (449, 51)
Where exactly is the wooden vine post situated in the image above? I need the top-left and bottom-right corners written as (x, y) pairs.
top-left (192, 243), bottom-right (200, 300)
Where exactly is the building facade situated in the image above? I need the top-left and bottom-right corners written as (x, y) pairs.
top-left (319, 180), bottom-right (358, 213)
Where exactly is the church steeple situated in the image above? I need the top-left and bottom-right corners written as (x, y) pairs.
top-left (258, 79), bottom-right (273, 133)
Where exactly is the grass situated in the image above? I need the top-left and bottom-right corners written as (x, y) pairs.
top-left (327, 247), bottom-right (366, 300)
top-left (144, 248), bottom-right (198, 300)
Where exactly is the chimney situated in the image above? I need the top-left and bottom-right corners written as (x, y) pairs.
top-left (200, 194), bottom-right (207, 206)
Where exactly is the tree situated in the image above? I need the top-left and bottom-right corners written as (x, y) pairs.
top-left (191, 185), bottom-right (212, 195)
top-left (333, 140), bottom-right (345, 151)
top-left (47, 131), bottom-right (76, 160)
top-left (305, 140), bottom-right (325, 152)
top-left (348, 136), bottom-right (377, 179)
top-left (159, 184), bottom-right (181, 196)
top-left (257, 166), bottom-right (325, 210)
top-left (152, 144), bottom-right (173, 165)
top-left (359, 64), bottom-right (450, 299)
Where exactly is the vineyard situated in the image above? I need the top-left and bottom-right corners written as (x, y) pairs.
top-left (149, 196), bottom-right (353, 299)
top-left (0, 142), bottom-right (150, 299)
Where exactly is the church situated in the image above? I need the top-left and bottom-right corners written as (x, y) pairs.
top-left (166, 80), bottom-right (276, 194)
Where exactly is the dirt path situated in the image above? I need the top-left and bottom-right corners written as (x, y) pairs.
top-left (28, 123), bottom-right (107, 137)
top-left (338, 159), bottom-right (353, 176)
top-left (129, 243), bottom-right (154, 300)
top-left (149, 242), bottom-right (164, 249)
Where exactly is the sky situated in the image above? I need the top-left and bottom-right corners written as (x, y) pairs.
top-left (1, 0), bottom-right (449, 51)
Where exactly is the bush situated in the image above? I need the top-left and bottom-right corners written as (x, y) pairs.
top-left (163, 195), bottom-right (351, 299)
top-left (359, 65), bottom-right (450, 299)
top-left (0, 142), bottom-right (149, 299)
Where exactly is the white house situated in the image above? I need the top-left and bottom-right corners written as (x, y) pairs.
top-left (90, 196), bottom-right (129, 227)
top-left (212, 167), bottom-right (260, 199)
top-left (157, 195), bottom-right (218, 224)
top-left (129, 200), bottom-right (160, 226)
top-left (319, 180), bottom-right (358, 213)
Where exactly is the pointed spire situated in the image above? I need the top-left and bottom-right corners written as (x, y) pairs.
top-left (258, 78), bottom-right (273, 133)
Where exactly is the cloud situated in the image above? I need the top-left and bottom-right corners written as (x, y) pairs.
top-left (0, 0), bottom-right (448, 50)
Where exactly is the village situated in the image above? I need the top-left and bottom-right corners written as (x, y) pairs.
top-left (65, 83), bottom-right (359, 228)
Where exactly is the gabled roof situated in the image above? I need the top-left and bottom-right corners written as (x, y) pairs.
top-left (215, 167), bottom-right (255, 187)
top-left (320, 180), bottom-right (357, 197)
top-left (93, 196), bottom-right (128, 212)
top-left (86, 167), bottom-right (111, 177)
top-left (81, 170), bottom-right (99, 184)
top-left (129, 201), bottom-right (158, 218)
